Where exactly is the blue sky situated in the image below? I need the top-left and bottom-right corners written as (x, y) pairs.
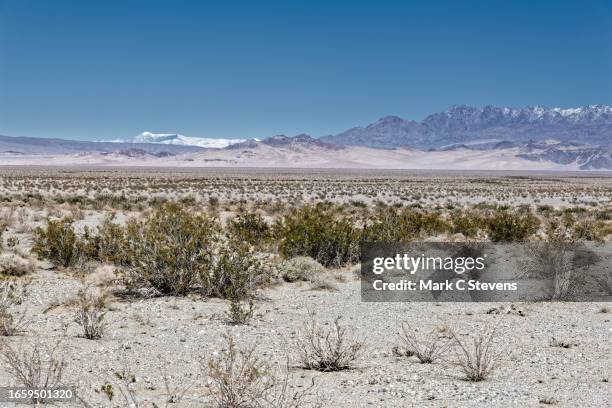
top-left (1, 0), bottom-right (611, 141)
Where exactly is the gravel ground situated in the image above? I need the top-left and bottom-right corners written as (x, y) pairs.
top-left (0, 267), bottom-right (610, 408)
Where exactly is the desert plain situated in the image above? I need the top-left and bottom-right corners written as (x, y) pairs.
top-left (0, 167), bottom-right (609, 407)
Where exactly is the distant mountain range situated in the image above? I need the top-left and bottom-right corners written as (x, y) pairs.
top-left (0, 134), bottom-right (204, 155)
top-left (321, 105), bottom-right (612, 149)
top-left (1, 105), bottom-right (612, 170)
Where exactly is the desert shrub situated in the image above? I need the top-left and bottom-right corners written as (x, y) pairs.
top-left (0, 281), bottom-right (28, 336)
top-left (206, 332), bottom-right (318, 408)
top-left (521, 224), bottom-right (593, 300)
top-left (0, 221), bottom-right (5, 249)
top-left (363, 207), bottom-right (449, 242)
top-left (6, 236), bottom-right (19, 250)
top-left (227, 212), bottom-right (272, 247)
top-left (82, 215), bottom-right (130, 265)
top-left (485, 210), bottom-right (539, 242)
top-left (0, 253), bottom-right (35, 276)
top-left (275, 204), bottom-right (360, 267)
top-left (208, 196), bottom-right (220, 210)
top-left (204, 238), bottom-right (268, 299)
top-left (308, 277), bottom-right (338, 292)
top-left (32, 218), bottom-right (82, 267)
top-left (121, 203), bottom-right (218, 296)
top-left (419, 212), bottom-right (451, 236)
top-left (536, 205), bottom-right (554, 214)
top-left (296, 315), bottom-right (362, 372)
top-left (226, 298), bottom-right (256, 325)
top-left (398, 323), bottom-right (452, 363)
top-left (450, 211), bottom-right (485, 238)
top-left (213, 240), bottom-right (267, 325)
top-left (539, 397), bottom-right (560, 405)
top-left (74, 287), bottom-right (107, 340)
top-left (280, 256), bottom-right (326, 283)
top-left (593, 274), bottom-right (612, 296)
top-left (0, 340), bottom-right (66, 403)
top-left (549, 337), bottom-right (576, 348)
top-left (451, 327), bottom-right (497, 382)
top-left (573, 219), bottom-right (608, 242)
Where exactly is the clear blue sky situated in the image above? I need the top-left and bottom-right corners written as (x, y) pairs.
top-left (1, 0), bottom-right (611, 141)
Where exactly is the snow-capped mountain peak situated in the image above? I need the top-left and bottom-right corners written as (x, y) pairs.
top-left (133, 132), bottom-right (183, 144)
top-left (132, 131), bottom-right (247, 149)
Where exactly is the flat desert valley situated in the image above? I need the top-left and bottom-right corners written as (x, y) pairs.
top-left (0, 167), bottom-right (610, 407)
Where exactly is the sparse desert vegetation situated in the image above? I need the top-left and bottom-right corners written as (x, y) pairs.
top-left (0, 167), bottom-right (609, 407)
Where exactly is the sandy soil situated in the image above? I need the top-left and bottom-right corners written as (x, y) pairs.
top-left (0, 266), bottom-right (609, 408)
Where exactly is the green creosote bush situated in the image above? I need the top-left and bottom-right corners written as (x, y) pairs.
top-left (121, 203), bottom-right (218, 296)
top-left (573, 219), bottom-right (608, 242)
top-left (205, 237), bottom-right (268, 300)
top-left (78, 203), bottom-right (273, 300)
top-left (227, 211), bottom-right (272, 248)
top-left (450, 211), bottom-right (485, 238)
top-left (362, 206), bottom-right (449, 242)
top-left (32, 218), bottom-right (82, 268)
top-left (485, 210), bottom-right (539, 242)
top-left (275, 204), bottom-right (360, 268)
top-left (82, 215), bottom-right (130, 265)
top-left (226, 298), bottom-right (256, 325)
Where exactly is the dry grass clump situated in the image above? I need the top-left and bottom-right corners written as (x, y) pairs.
top-left (0, 252), bottom-right (35, 276)
top-left (0, 340), bottom-right (66, 403)
top-left (280, 256), bottom-right (326, 283)
top-left (549, 337), bottom-right (577, 349)
top-left (296, 315), bottom-right (362, 372)
top-left (308, 277), bottom-right (339, 292)
top-left (0, 281), bottom-right (28, 336)
top-left (206, 332), bottom-right (318, 407)
top-left (73, 287), bottom-right (108, 340)
top-left (90, 364), bottom-right (194, 407)
top-left (539, 397), bottom-right (560, 405)
top-left (451, 327), bottom-right (498, 382)
top-left (398, 322), bottom-right (452, 364)
top-left (280, 256), bottom-right (338, 291)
